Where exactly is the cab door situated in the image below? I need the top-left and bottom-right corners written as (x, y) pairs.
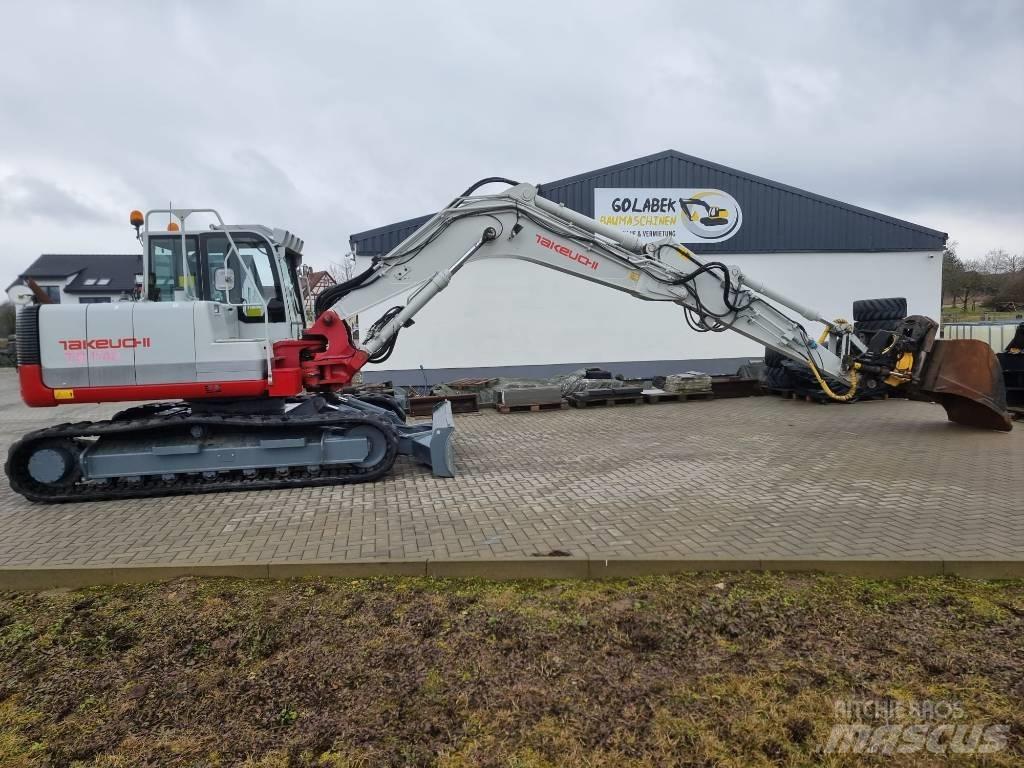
top-left (192, 233), bottom-right (288, 383)
top-left (133, 235), bottom-right (200, 384)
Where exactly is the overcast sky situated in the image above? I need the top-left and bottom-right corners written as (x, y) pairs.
top-left (1, 0), bottom-right (1021, 292)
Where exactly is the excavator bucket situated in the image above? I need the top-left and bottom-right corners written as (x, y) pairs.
top-left (912, 338), bottom-right (1013, 431)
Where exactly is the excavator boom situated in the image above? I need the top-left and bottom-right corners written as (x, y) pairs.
top-left (326, 181), bottom-right (1011, 432)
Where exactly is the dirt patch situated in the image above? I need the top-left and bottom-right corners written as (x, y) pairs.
top-left (0, 574), bottom-right (1021, 766)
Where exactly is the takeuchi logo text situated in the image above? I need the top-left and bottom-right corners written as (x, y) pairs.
top-left (59, 337), bottom-right (152, 351)
top-left (535, 234), bottom-right (599, 271)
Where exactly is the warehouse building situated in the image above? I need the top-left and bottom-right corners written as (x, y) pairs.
top-left (349, 150), bottom-right (946, 384)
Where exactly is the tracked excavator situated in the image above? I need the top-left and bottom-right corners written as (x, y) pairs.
top-left (7, 178), bottom-right (1012, 502)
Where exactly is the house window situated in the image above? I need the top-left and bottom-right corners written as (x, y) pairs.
top-left (41, 285), bottom-right (61, 304)
top-left (83, 278), bottom-right (97, 286)
top-left (79, 296), bottom-right (111, 304)
top-left (97, 278), bottom-right (110, 286)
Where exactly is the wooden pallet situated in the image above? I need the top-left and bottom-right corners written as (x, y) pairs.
top-left (642, 390), bottom-right (714, 404)
top-left (568, 394), bottom-right (643, 408)
top-left (340, 382), bottom-right (395, 396)
top-left (446, 377), bottom-right (498, 390)
top-left (762, 387), bottom-right (866, 404)
top-left (710, 375), bottom-right (760, 399)
top-left (497, 400), bottom-right (568, 414)
top-left (761, 386), bottom-right (814, 401)
top-left (797, 392), bottom-right (834, 404)
top-left (408, 393), bottom-right (479, 417)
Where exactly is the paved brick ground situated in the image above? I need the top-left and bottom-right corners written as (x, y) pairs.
top-left (0, 369), bottom-right (1020, 567)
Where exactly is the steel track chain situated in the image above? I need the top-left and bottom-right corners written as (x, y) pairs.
top-left (5, 407), bottom-right (399, 503)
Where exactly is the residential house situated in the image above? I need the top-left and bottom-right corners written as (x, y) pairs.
top-left (5, 254), bottom-right (142, 305)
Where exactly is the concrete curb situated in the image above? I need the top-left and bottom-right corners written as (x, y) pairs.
top-left (1, 558), bottom-right (1022, 590)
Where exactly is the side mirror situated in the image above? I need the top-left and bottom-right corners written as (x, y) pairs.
top-left (214, 268), bottom-right (235, 292)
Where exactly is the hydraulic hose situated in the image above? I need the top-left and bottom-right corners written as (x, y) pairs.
top-left (807, 357), bottom-right (859, 402)
top-left (817, 317), bottom-right (849, 345)
top-left (314, 263), bottom-right (380, 318)
top-left (315, 178), bottom-right (518, 319)
top-left (809, 318), bottom-right (859, 400)
top-left (458, 177), bottom-right (520, 198)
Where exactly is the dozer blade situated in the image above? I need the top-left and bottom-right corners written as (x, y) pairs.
top-left (396, 399), bottom-right (457, 477)
top-left (912, 338), bottom-right (1013, 431)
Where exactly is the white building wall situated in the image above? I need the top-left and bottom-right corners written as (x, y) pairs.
top-left (367, 250), bottom-right (943, 371)
top-left (56, 279), bottom-right (79, 304)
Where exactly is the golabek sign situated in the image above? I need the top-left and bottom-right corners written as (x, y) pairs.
top-left (594, 188), bottom-right (742, 243)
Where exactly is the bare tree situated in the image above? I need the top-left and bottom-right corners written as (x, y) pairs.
top-left (993, 271), bottom-right (1024, 306)
top-left (961, 269), bottom-right (994, 311)
top-left (976, 248), bottom-right (1022, 274)
top-left (942, 242), bottom-right (964, 306)
top-left (326, 253), bottom-right (356, 284)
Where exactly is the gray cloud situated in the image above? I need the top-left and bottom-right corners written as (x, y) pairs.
top-left (0, 174), bottom-right (108, 223)
top-left (0, 0), bottom-right (1021, 291)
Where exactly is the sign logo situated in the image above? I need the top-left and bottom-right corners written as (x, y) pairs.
top-left (594, 188), bottom-right (742, 243)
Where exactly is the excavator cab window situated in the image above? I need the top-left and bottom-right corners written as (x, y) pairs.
top-left (202, 234), bottom-right (286, 323)
top-left (145, 232), bottom-right (286, 323)
top-left (147, 236), bottom-right (199, 302)
top-left (283, 249), bottom-right (307, 326)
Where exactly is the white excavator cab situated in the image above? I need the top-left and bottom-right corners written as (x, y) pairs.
top-left (34, 210), bottom-right (308, 394)
top-left (140, 210), bottom-right (306, 327)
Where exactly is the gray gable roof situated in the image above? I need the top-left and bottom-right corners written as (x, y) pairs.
top-left (350, 149), bottom-right (947, 256)
top-left (9, 254), bottom-right (141, 294)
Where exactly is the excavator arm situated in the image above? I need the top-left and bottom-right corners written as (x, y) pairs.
top-left (326, 181), bottom-right (856, 383)
top-left (314, 180), bottom-right (1010, 430)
